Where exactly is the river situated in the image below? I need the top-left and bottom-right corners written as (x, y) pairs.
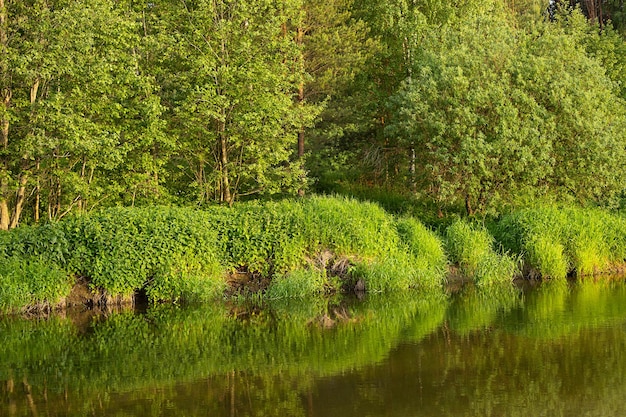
top-left (2, 278), bottom-right (626, 416)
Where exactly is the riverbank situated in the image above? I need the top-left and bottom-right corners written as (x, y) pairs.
top-left (2, 197), bottom-right (626, 314)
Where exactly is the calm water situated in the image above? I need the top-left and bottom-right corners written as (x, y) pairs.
top-left (2, 279), bottom-right (626, 417)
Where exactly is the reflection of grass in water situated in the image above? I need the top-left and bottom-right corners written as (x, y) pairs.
top-left (526, 278), bottom-right (570, 322)
top-left (0, 291), bottom-right (449, 399)
top-left (0, 315), bottom-right (76, 380)
top-left (403, 292), bottom-right (448, 342)
top-left (447, 284), bottom-right (521, 336)
top-left (513, 278), bottom-right (626, 339)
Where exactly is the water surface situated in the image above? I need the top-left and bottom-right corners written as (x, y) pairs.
top-left (2, 279), bottom-right (626, 416)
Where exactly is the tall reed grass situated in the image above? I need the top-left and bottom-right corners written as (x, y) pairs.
top-left (445, 220), bottom-right (518, 286)
top-left (494, 206), bottom-right (626, 279)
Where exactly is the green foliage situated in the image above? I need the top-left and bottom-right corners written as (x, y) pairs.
top-left (0, 197), bottom-right (448, 308)
top-left (154, 0), bottom-right (314, 205)
top-left (445, 220), bottom-right (518, 285)
top-left (383, 2), bottom-right (626, 214)
top-left (62, 207), bottom-right (226, 300)
top-left (0, 223), bottom-right (73, 313)
top-left (300, 196), bottom-right (400, 258)
top-left (0, 256), bottom-right (71, 313)
top-left (494, 205), bottom-right (626, 278)
top-left (525, 236), bottom-right (569, 280)
top-left (1, 0), bottom-right (167, 228)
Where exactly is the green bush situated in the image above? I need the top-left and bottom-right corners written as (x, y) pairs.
top-left (61, 207), bottom-right (226, 299)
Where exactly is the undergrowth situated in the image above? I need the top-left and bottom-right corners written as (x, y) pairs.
top-left (5, 198), bottom-right (626, 313)
top-left (0, 196), bottom-right (448, 310)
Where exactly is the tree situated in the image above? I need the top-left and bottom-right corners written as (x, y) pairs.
top-left (0, 0), bottom-right (165, 229)
top-left (152, 0), bottom-right (314, 205)
top-left (386, 2), bottom-right (626, 214)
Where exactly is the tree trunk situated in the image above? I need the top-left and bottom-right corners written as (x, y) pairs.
top-left (35, 175), bottom-right (40, 223)
top-left (296, 24), bottom-right (306, 196)
top-left (298, 125), bottom-right (305, 158)
top-left (9, 174), bottom-right (27, 229)
top-left (296, 26), bottom-right (305, 159)
top-left (219, 120), bottom-right (232, 205)
top-left (0, 182), bottom-right (9, 230)
top-left (409, 147), bottom-right (416, 191)
top-left (1, 0), bottom-right (9, 162)
top-left (229, 371), bottom-right (236, 417)
top-left (465, 194), bottom-right (474, 216)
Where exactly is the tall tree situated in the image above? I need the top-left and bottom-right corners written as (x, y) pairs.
top-left (157, 0), bottom-right (315, 205)
top-left (0, 0), bottom-right (164, 229)
top-left (294, 0), bottom-right (372, 161)
top-left (295, 0), bottom-right (376, 189)
top-left (386, 2), bottom-right (626, 213)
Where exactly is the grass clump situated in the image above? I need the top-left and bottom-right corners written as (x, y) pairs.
top-left (494, 206), bottom-right (626, 279)
top-left (265, 270), bottom-right (331, 299)
top-left (445, 220), bottom-right (518, 286)
top-left (0, 256), bottom-right (72, 313)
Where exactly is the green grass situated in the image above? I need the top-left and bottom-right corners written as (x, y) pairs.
top-left (265, 270), bottom-right (331, 299)
top-left (494, 206), bottom-right (626, 279)
top-left (445, 220), bottom-right (518, 286)
top-left (0, 196), bottom-right (449, 310)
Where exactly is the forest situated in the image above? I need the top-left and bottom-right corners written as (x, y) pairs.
top-left (1, 0), bottom-right (625, 230)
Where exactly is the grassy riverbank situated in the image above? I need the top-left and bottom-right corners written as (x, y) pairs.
top-left (3, 197), bottom-right (626, 313)
top-left (494, 206), bottom-right (626, 278)
top-left (0, 196), bottom-right (448, 313)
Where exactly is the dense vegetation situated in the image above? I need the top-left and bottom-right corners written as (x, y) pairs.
top-left (0, 197), bottom-right (450, 312)
top-left (2, 0), bottom-right (626, 311)
top-left (1, 0), bottom-right (626, 229)
top-left (3, 194), bottom-right (626, 313)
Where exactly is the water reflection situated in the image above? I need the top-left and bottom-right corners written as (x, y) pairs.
top-left (3, 280), bottom-right (626, 416)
